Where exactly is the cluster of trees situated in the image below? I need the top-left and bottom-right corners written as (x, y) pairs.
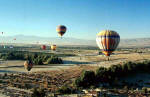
top-left (75, 60), bottom-right (150, 88)
top-left (59, 46), bottom-right (99, 50)
top-left (0, 51), bottom-right (63, 65)
top-left (0, 52), bottom-right (24, 60)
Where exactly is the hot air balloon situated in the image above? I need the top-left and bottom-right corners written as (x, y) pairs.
top-left (96, 30), bottom-right (120, 57)
top-left (56, 25), bottom-right (67, 38)
top-left (14, 38), bottom-right (16, 40)
top-left (41, 45), bottom-right (46, 50)
top-left (1, 32), bottom-right (3, 34)
top-left (24, 60), bottom-right (33, 71)
top-left (51, 45), bottom-right (57, 51)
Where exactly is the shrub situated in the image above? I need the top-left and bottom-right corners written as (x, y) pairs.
top-left (96, 67), bottom-right (109, 83)
top-left (42, 55), bottom-right (50, 62)
top-left (75, 70), bottom-right (96, 88)
top-left (33, 58), bottom-right (43, 65)
top-left (74, 77), bottom-right (82, 88)
top-left (46, 56), bottom-right (63, 64)
top-left (31, 88), bottom-right (46, 97)
top-left (57, 85), bottom-right (75, 94)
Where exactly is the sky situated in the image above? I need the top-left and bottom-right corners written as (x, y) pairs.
top-left (0, 0), bottom-right (150, 40)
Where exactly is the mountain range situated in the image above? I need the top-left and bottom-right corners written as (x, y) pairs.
top-left (0, 35), bottom-right (150, 48)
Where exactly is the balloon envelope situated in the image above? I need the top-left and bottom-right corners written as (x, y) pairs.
top-left (51, 45), bottom-right (57, 51)
top-left (24, 60), bottom-right (33, 71)
top-left (41, 45), bottom-right (46, 50)
top-left (56, 25), bottom-right (67, 37)
top-left (96, 30), bottom-right (120, 56)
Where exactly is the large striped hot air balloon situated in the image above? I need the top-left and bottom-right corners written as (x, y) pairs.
top-left (56, 25), bottom-right (67, 38)
top-left (96, 30), bottom-right (120, 57)
top-left (41, 45), bottom-right (46, 50)
top-left (24, 60), bottom-right (33, 71)
top-left (51, 45), bottom-right (57, 51)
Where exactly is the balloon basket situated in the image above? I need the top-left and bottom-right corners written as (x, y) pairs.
top-left (105, 56), bottom-right (110, 61)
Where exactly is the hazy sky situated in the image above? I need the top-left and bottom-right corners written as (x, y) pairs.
top-left (0, 0), bottom-right (149, 39)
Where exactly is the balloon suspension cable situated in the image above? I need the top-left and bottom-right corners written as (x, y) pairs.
top-left (105, 24), bottom-right (111, 30)
top-left (105, 24), bottom-right (108, 30)
top-left (106, 24), bottom-right (108, 30)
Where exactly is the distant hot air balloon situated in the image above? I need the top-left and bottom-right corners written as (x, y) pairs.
top-left (41, 45), bottom-right (46, 50)
top-left (51, 45), bottom-right (57, 51)
top-left (56, 25), bottom-right (67, 38)
top-left (2, 32), bottom-right (3, 34)
top-left (24, 60), bottom-right (33, 71)
top-left (96, 30), bottom-right (120, 57)
top-left (14, 38), bottom-right (16, 40)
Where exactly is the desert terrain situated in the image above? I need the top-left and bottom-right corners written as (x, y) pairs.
top-left (0, 46), bottom-right (150, 97)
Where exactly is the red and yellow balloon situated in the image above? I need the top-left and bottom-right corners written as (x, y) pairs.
top-left (51, 45), bottom-right (57, 51)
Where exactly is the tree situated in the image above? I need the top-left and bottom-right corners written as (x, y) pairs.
top-left (57, 85), bottom-right (73, 94)
top-left (75, 70), bottom-right (96, 88)
top-left (33, 58), bottom-right (43, 65)
top-left (96, 67), bottom-right (109, 83)
top-left (46, 56), bottom-right (63, 64)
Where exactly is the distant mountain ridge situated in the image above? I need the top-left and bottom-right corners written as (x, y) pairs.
top-left (0, 35), bottom-right (150, 47)
top-left (120, 38), bottom-right (150, 48)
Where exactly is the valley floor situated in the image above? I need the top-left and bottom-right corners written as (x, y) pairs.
top-left (0, 50), bottom-right (150, 96)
